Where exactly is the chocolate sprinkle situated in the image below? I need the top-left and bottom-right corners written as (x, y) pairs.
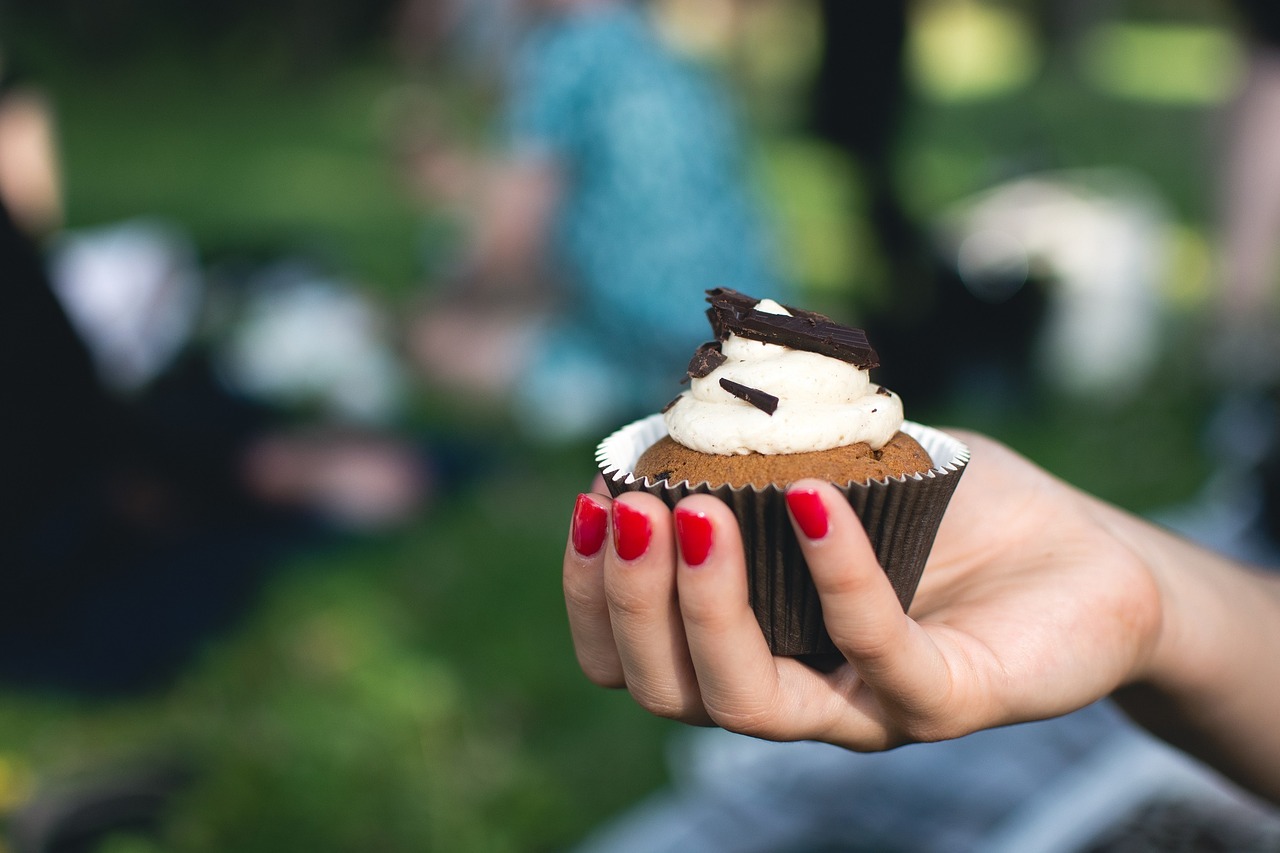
top-left (719, 378), bottom-right (779, 415)
top-left (705, 287), bottom-right (879, 369)
top-left (686, 341), bottom-right (727, 378)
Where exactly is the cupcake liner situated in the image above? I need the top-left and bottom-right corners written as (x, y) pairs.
top-left (597, 414), bottom-right (969, 656)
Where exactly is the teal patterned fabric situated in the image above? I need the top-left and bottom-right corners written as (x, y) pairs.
top-left (505, 6), bottom-right (792, 426)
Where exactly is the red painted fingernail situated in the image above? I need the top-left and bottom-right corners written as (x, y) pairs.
top-left (786, 489), bottom-right (829, 540)
top-left (674, 508), bottom-right (713, 567)
top-left (571, 494), bottom-right (608, 557)
top-left (612, 501), bottom-right (651, 561)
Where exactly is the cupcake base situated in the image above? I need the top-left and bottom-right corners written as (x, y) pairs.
top-left (598, 415), bottom-right (969, 656)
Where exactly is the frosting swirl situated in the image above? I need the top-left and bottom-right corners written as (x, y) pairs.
top-left (664, 299), bottom-right (903, 455)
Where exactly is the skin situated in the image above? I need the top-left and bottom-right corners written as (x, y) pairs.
top-left (406, 156), bottom-right (558, 396)
top-left (0, 85), bottom-right (63, 237)
top-left (564, 431), bottom-right (1280, 804)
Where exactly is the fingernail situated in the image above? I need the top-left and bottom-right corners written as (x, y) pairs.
top-left (571, 494), bottom-right (608, 557)
top-left (612, 501), bottom-right (651, 561)
top-left (786, 489), bottom-right (829, 540)
top-left (674, 508), bottom-right (713, 567)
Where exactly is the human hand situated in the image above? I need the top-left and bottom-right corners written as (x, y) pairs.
top-left (409, 291), bottom-right (561, 406)
top-left (563, 432), bottom-right (1164, 750)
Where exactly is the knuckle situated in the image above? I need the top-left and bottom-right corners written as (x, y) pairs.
top-left (606, 587), bottom-right (660, 623)
top-left (577, 652), bottom-right (625, 689)
top-left (815, 567), bottom-right (877, 601)
top-left (896, 714), bottom-right (966, 744)
top-left (629, 682), bottom-right (703, 722)
top-left (677, 595), bottom-right (735, 636)
top-left (705, 704), bottom-right (779, 738)
top-left (563, 574), bottom-right (603, 614)
top-left (639, 697), bottom-right (699, 722)
top-left (584, 667), bottom-right (627, 691)
top-left (830, 629), bottom-right (902, 677)
top-left (702, 691), bottom-right (783, 738)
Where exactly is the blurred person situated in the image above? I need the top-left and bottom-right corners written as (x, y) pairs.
top-left (1189, 0), bottom-right (1280, 561)
top-left (0, 54), bottom-right (453, 853)
top-left (403, 0), bottom-right (793, 440)
top-left (0, 64), bottom-right (62, 237)
top-left (1217, 0), bottom-right (1280, 370)
top-left (0, 70), bottom-right (431, 698)
top-left (392, 0), bottom-right (526, 90)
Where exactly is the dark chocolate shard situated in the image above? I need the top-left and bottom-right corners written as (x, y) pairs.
top-left (705, 288), bottom-right (879, 369)
top-left (719, 378), bottom-right (779, 415)
top-left (705, 288), bottom-right (758, 341)
top-left (876, 386), bottom-right (892, 396)
top-left (706, 287), bottom-right (758, 306)
top-left (705, 306), bottom-right (726, 341)
top-left (661, 394), bottom-right (683, 413)
top-left (686, 341), bottom-right (727, 378)
top-left (779, 302), bottom-right (831, 325)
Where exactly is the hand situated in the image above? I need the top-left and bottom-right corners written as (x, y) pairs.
top-left (562, 432), bottom-right (1164, 750)
top-left (408, 297), bottom-right (542, 399)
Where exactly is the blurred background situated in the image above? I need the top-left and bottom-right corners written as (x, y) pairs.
top-left (0, 0), bottom-right (1277, 850)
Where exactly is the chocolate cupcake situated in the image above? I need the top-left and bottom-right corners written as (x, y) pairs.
top-left (597, 288), bottom-right (968, 656)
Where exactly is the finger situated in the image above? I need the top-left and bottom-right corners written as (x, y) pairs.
top-left (564, 492), bottom-right (623, 687)
top-left (673, 494), bottom-right (786, 734)
top-left (786, 481), bottom-right (950, 717)
top-left (604, 492), bottom-right (710, 724)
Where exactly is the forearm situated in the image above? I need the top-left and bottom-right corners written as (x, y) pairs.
top-left (463, 158), bottom-right (559, 292)
top-left (1108, 508), bottom-right (1280, 803)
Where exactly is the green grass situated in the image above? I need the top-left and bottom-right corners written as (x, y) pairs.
top-left (42, 48), bottom-right (429, 297)
top-left (0, 449), bottom-right (677, 852)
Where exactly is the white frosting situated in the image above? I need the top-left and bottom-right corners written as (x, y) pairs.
top-left (664, 299), bottom-right (903, 455)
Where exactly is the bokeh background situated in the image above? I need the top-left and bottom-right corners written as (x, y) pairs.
top-left (0, 0), bottom-right (1266, 849)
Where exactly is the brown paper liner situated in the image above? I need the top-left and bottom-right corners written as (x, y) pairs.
top-left (597, 415), bottom-right (969, 656)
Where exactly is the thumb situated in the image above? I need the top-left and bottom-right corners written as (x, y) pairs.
top-left (785, 480), bottom-right (950, 711)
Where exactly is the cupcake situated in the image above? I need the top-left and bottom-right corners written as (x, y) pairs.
top-left (597, 288), bottom-right (968, 656)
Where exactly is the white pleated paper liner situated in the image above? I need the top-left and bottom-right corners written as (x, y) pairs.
top-left (597, 414), bottom-right (970, 656)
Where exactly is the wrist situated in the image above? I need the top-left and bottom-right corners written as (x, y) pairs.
top-left (1108, 511), bottom-right (1229, 695)
top-left (1107, 509), bottom-right (1280, 785)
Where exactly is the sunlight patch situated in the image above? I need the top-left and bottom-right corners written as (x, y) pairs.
top-left (909, 0), bottom-right (1040, 102)
top-left (1080, 23), bottom-right (1244, 105)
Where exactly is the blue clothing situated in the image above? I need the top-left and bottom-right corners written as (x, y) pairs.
top-left (505, 7), bottom-right (790, 431)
